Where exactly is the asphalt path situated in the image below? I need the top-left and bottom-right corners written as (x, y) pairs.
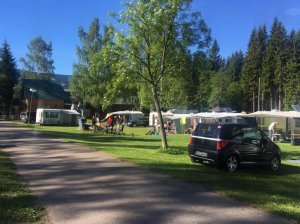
top-left (0, 121), bottom-right (293, 224)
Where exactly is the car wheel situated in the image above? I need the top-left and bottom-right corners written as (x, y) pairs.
top-left (225, 155), bottom-right (239, 172)
top-left (270, 155), bottom-right (280, 171)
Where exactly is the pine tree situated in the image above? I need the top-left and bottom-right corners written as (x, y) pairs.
top-left (208, 39), bottom-right (223, 72)
top-left (241, 26), bottom-right (267, 111)
top-left (209, 51), bottom-right (244, 111)
top-left (0, 41), bottom-right (19, 115)
top-left (285, 30), bottom-right (300, 109)
top-left (262, 18), bottom-right (289, 110)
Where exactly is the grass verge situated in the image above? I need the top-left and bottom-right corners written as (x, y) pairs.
top-left (0, 149), bottom-right (44, 224)
top-left (18, 123), bottom-right (300, 222)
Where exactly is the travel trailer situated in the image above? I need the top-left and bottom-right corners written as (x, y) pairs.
top-left (36, 109), bottom-right (80, 126)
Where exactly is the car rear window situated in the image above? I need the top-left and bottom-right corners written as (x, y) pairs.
top-left (194, 123), bottom-right (219, 138)
top-left (194, 123), bottom-right (245, 140)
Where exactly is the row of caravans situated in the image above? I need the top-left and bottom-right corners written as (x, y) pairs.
top-left (35, 109), bottom-right (145, 127)
top-left (33, 108), bottom-right (300, 144)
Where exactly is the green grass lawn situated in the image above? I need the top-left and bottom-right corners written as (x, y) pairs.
top-left (16, 123), bottom-right (300, 222)
top-left (0, 150), bottom-right (44, 224)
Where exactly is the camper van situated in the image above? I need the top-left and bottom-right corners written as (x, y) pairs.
top-left (36, 109), bottom-right (80, 126)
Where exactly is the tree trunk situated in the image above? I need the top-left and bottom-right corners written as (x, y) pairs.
top-left (258, 78), bottom-right (260, 111)
top-left (270, 94), bottom-right (273, 110)
top-left (278, 86), bottom-right (282, 111)
top-left (152, 86), bottom-right (168, 149)
top-left (262, 92), bottom-right (264, 111)
top-left (252, 92), bottom-right (255, 112)
top-left (274, 92), bottom-right (277, 109)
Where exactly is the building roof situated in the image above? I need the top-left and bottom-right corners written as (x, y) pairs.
top-left (23, 79), bottom-right (69, 101)
top-left (36, 108), bottom-right (80, 115)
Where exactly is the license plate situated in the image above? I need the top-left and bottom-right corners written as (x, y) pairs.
top-left (195, 151), bottom-right (207, 157)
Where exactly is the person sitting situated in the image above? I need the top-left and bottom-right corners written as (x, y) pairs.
top-left (146, 126), bottom-right (156, 135)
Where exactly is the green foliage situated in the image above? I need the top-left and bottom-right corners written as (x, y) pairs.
top-left (20, 36), bottom-right (55, 80)
top-left (70, 18), bottom-right (106, 109)
top-left (262, 18), bottom-right (290, 110)
top-left (284, 31), bottom-right (300, 110)
top-left (70, 5), bottom-right (299, 118)
top-left (208, 51), bottom-right (244, 111)
top-left (112, 0), bottom-right (211, 148)
top-left (208, 39), bottom-right (224, 72)
top-left (0, 41), bottom-right (19, 114)
top-left (241, 26), bottom-right (267, 111)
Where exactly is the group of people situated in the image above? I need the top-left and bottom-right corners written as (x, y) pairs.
top-left (90, 115), bottom-right (126, 134)
top-left (106, 115), bottom-right (126, 133)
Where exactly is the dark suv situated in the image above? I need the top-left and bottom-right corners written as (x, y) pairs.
top-left (188, 123), bottom-right (281, 172)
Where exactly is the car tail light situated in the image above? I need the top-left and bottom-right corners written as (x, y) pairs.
top-left (217, 140), bottom-right (229, 151)
top-left (189, 137), bottom-right (193, 145)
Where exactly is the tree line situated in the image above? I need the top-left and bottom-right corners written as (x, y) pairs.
top-left (1, 0), bottom-right (299, 119)
top-left (70, 6), bottom-right (300, 115)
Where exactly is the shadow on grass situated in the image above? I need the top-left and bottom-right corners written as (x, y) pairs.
top-left (42, 130), bottom-right (161, 143)
top-left (281, 150), bottom-right (300, 160)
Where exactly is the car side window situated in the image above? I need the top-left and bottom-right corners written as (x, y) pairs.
top-left (242, 127), bottom-right (261, 142)
top-left (231, 127), bottom-right (243, 141)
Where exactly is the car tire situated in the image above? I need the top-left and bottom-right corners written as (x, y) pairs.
top-left (270, 155), bottom-right (280, 171)
top-left (225, 155), bottom-right (239, 172)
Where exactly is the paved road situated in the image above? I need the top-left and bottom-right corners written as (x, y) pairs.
top-left (0, 121), bottom-right (293, 224)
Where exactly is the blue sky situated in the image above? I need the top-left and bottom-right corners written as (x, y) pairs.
top-left (0, 0), bottom-right (300, 75)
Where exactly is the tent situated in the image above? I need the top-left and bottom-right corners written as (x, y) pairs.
top-left (149, 111), bottom-right (195, 134)
top-left (249, 111), bottom-right (300, 145)
top-left (191, 112), bottom-right (248, 124)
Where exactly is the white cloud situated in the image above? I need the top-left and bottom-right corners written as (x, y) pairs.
top-left (286, 8), bottom-right (300, 16)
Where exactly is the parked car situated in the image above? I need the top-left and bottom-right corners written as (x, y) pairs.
top-left (127, 117), bottom-right (149, 127)
top-left (188, 123), bottom-right (281, 172)
top-left (20, 112), bottom-right (36, 123)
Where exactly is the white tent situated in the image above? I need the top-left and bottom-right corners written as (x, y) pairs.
top-left (249, 111), bottom-right (300, 145)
